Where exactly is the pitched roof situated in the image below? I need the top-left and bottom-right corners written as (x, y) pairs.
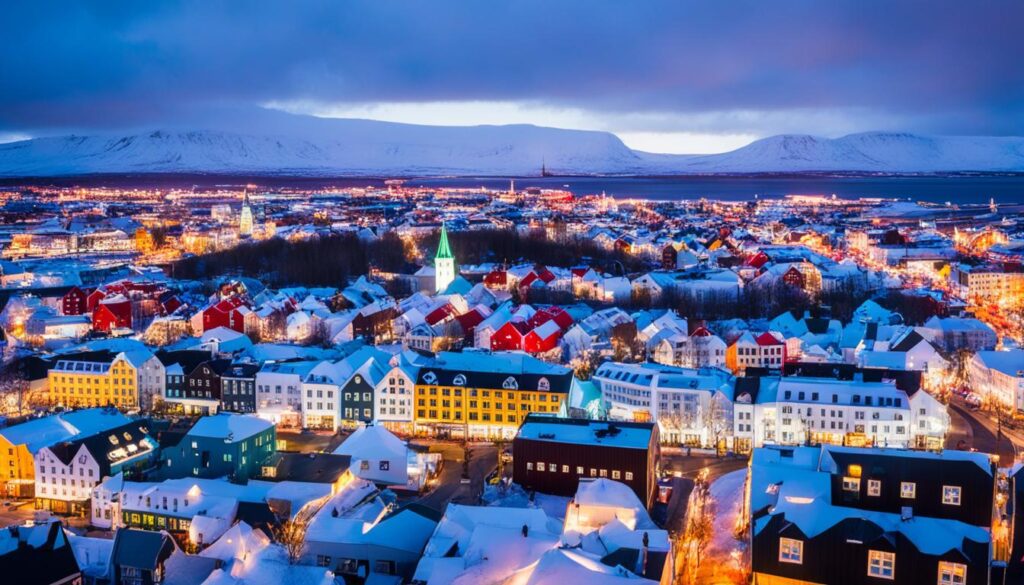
top-left (436, 224), bottom-right (454, 260)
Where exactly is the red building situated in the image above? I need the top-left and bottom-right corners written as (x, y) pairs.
top-left (61, 286), bottom-right (93, 316)
top-left (200, 296), bottom-right (252, 334)
top-left (490, 319), bottom-right (531, 351)
top-left (781, 266), bottom-right (807, 289)
top-left (483, 269), bottom-right (508, 289)
top-left (528, 306), bottom-right (574, 330)
top-left (93, 298), bottom-right (132, 332)
top-left (523, 320), bottom-right (562, 353)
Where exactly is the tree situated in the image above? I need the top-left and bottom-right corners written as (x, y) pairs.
top-left (275, 517), bottom-right (308, 564)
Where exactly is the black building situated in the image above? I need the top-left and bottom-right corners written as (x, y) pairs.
top-left (157, 349), bottom-right (211, 404)
top-left (220, 362), bottom-right (259, 413)
top-left (341, 371), bottom-right (377, 427)
top-left (0, 522), bottom-right (81, 585)
top-left (512, 415), bottom-right (660, 508)
top-left (750, 445), bottom-right (997, 585)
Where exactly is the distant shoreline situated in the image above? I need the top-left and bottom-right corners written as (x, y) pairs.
top-left (3, 172), bottom-right (1024, 204)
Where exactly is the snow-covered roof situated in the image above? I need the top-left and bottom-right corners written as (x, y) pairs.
top-left (0, 408), bottom-right (131, 454)
top-left (187, 413), bottom-right (274, 441)
top-left (516, 417), bottom-right (652, 450)
top-left (333, 424), bottom-right (407, 461)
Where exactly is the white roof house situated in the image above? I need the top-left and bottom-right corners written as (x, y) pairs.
top-left (332, 424), bottom-right (409, 486)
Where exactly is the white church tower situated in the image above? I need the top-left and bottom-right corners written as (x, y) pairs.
top-left (239, 189), bottom-right (254, 238)
top-left (435, 223), bottom-right (456, 293)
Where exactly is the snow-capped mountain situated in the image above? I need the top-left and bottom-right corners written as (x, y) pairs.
top-left (1, 111), bottom-right (1022, 177)
top-left (647, 132), bottom-right (1024, 174)
top-left (0, 118), bottom-right (650, 177)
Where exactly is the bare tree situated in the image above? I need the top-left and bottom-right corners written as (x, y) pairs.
top-left (274, 517), bottom-right (308, 565)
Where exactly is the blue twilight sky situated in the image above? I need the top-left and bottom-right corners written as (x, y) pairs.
top-left (1, 1), bottom-right (1022, 153)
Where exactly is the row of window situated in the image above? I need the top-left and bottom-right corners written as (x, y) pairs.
top-left (778, 538), bottom-right (965, 583)
top-left (841, 476), bottom-right (961, 505)
top-left (525, 461), bottom-right (635, 481)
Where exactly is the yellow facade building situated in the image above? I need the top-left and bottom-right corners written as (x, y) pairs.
top-left (48, 352), bottom-right (141, 409)
top-left (411, 351), bottom-right (573, 439)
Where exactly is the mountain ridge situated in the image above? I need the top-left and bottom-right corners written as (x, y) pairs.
top-left (1, 113), bottom-right (1022, 177)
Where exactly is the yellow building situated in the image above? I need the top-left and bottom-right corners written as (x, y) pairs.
top-left (48, 352), bottom-right (141, 409)
top-left (411, 351), bottom-right (573, 439)
top-left (0, 408), bottom-right (133, 498)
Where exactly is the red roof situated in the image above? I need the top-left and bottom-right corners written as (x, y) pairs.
top-left (691, 326), bottom-right (713, 337)
top-left (755, 331), bottom-right (783, 346)
top-left (528, 306), bottom-right (574, 330)
top-left (483, 270), bottom-right (508, 286)
top-left (571, 267), bottom-right (589, 278)
top-left (454, 309), bottom-right (486, 334)
top-left (425, 303), bottom-right (459, 326)
top-left (745, 251), bottom-right (770, 269)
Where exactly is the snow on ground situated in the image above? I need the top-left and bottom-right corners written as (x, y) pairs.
top-left (708, 469), bottom-right (747, 560)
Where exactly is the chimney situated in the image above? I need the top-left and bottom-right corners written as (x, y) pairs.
top-left (637, 531), bottom-right (649, 576)
top-left (521, 524), bottom-right (529, 538)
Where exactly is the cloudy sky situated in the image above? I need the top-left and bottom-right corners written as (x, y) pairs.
top-left (2, 1), bottom-right (1022, 153)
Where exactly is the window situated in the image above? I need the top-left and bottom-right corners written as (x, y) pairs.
top-left (867, 479), bottom-right (881, 497)
top-left (316, 555), bottom-right (332, 567)
top-left (612, 470), bottom-right (621, 480)
top-left (900, 482), bottom-right (916, 499)
top-left (779, 538), bottom-right (802, 564)
top-left (938, 561), bottom-right (966, 584)
top-left (379, 461), bottom-right (390, 471)
top-left (625, 471), bottom-right (634, 481)
top-left (868, 550), bottom-right (895, 580)
top-left (526, 462), bottom-right (533, 470)
top-left (942, 485), bottom-right (961, 506)
top-left (537, 462), bottom-right (546, 472)
top-left (842, 477), bottom-right (861, 492)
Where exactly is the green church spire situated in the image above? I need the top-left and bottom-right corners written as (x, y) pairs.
top-left (436, 223), bottom-right (453, 260)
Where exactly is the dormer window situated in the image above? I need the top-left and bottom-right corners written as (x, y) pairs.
top-left (900, 482), bottom-right (916, 499)
top-left (942, 485), bottom-right (961, 506)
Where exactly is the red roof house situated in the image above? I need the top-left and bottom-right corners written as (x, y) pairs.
top-left (490, 319), bottom-right (531, 351)
top-left (93, 297), bottom-right (132, 332)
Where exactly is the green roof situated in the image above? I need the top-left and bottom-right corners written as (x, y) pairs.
top-left (435, 224), bottom-right (453, 260)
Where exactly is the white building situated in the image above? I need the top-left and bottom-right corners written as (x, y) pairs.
top-left (969, 350), bottom-right (1024, 413)
top-left (593, 361), bottom-right (735, 447)
top-left (374, 362), bottom-right (419, 433)
top-left (731, 374), bottom-right (948, 453)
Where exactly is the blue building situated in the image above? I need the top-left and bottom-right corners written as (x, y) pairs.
top-left (162, 413), bottom-right (276, 481)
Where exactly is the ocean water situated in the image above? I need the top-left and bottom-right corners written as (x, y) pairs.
top-left (409, 175), bottom-right (1024, 204)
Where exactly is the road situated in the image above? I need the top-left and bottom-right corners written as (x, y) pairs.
top-left (416, 442), bottom-right (497, 513)
top-left (948, 400), bottom-right (1020, 465)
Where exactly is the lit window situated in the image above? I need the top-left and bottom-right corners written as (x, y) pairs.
top-left (779, 538), bottom-right (802, 564)
top-left (867, 479), bottom-right (881, 497)
top-left (625, 471), bottom-right (634, 481)
top-left (938, 561), bottom-right (966, 584)
top-left (942, 485), bottom-right (961, 506)
top-left (842, 477), bottom-right (861, 492)
top-left (900, 482), bottom-right (916, 499)
top-left (537, 462), bottom-right (545, 472)
top-left (526, 462), bottom-right (533, 471)
top-left (868, 550), bottom-right (895, 580)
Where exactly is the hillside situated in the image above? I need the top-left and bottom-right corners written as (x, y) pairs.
top-left (1, 111), bottom-right (1022, 177)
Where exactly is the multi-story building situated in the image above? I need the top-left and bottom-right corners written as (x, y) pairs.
top-left (513, 414), bottom-right (660, 508)
top-left (412, 350), bottom-right (572, 439)
top-left (732, 370), bottom-right (948, 453)
top-left (256, 360), bottom-right (318, 428)
top-left (969, 349), bottom-right (1024, 413)
top-left (951, 263), bottom-right (1024, 302)
top-left (725, 331), bottom-right (786, 374)
top-left (220, 362), bottom-right (259, 414)
top-left (594, 361), bottom-right (735, 447)
top-left (161, 413), bottom-right (276, 481)
top-left (375, 362), bottom-right (420, 435)
top-left (0, 407), bottom-right (131, 498)
top-left (47, 350), bottom-right (150, 409)
top-left (749, 445), bottom-right (996, 585)
top-left (34, 419), bottom-right (157, 516)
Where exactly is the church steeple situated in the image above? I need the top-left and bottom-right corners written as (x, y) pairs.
top-left (436, 223), bottom-right (453, 260)
top-left (434, 223), bottom-right (456, 293)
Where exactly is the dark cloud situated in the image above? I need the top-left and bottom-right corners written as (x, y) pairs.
top-left (1, 0), bottom-right (1022, 137)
